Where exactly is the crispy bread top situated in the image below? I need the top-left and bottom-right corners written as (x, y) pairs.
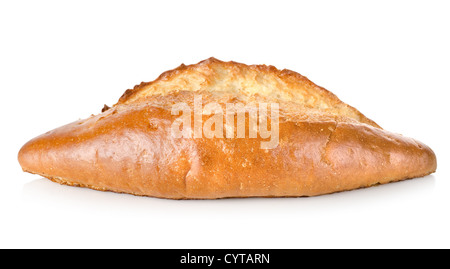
top-left (115, 57), bottom-right (380, 128)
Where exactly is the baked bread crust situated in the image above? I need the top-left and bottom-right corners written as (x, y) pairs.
top-left (18, 58), bottom-right (437, 199)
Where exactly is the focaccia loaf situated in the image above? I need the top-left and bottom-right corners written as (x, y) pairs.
top-left (18, 58), bottom-right (437, 199)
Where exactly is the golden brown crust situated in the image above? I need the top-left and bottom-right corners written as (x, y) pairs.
top-left (17, 58), bottom-right (437, 199)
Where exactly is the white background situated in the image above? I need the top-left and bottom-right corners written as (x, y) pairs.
top-left (1, 0), bottom-right (449, 249)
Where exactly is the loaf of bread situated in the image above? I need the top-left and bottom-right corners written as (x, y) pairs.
top-left (18, 58), bottom-right (437, 199)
